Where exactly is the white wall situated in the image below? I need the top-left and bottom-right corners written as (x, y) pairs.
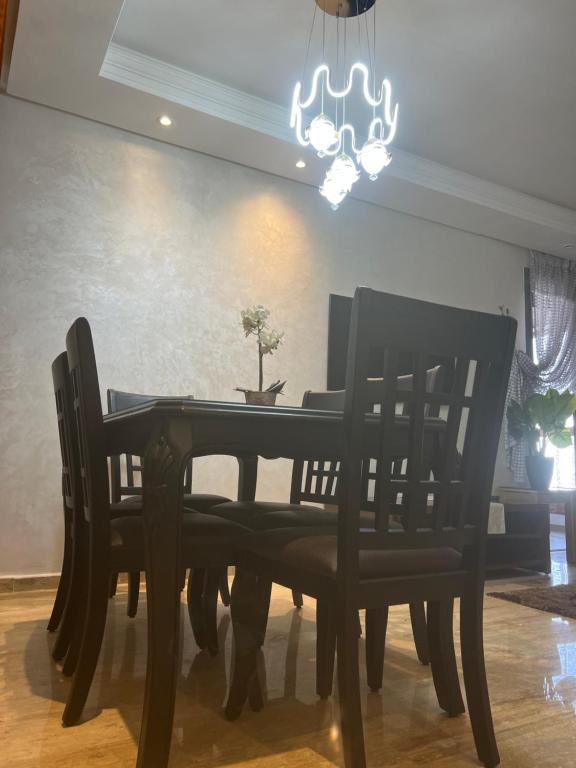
top-left (0, 95), bottom-right (527, 577)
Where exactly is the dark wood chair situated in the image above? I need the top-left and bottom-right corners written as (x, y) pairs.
top-left (107, 389), bottom-right (231, 619)
top-left (60, 318), bottom-right (249, 727)
top-left (213, 373), bottom-right (444, 683)
top-left (225, 287), bottom-right (517, 768)
top-left (49, 353), bottom-right (148, 673)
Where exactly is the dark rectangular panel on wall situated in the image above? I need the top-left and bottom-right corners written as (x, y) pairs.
top-left (327, 293), bottom-right (456, 390)
top-left (327, 294), bottom-right (352, 390)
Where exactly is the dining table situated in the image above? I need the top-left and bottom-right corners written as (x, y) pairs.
top-left (103, 398), bottom-right (447, 768)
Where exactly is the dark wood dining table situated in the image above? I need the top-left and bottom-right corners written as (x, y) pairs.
top-left (103, 399), bottom-right (447, 768)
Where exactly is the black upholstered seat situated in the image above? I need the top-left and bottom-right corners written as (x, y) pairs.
top-left (110, 512), bottom-right (249, 561)
top-left (209, 500), bottom-right (331, 530)
top-left (118, 493), bottom-right (231, 515)
top-left (237, 529), bottom-right (463, 581)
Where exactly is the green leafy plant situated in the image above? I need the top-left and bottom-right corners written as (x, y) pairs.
top-left (507, 388), bottom-right (576, 456)
top-left (238, 305), bottom-right (285, 393)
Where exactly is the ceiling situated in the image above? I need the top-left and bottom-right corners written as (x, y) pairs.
top-left (115, 0), bottom-right (576, 210)
top-left (5, 0), bottom-right (576, 256)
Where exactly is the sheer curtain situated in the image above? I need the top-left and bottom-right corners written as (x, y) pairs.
top-left (507, 251), bottom-right (576, 482)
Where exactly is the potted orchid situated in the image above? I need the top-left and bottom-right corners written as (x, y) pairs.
top-left (236, 305), bottom-right (286, 405)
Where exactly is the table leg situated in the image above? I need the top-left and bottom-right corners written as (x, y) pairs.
top-left (137, 421), bottom-right (186, 768)
top-left (565, 494), bottom-right (576, 565)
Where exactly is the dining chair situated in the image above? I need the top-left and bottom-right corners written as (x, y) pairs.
top-left (211, 372), bottom-right (444, 679)
top-left (49, 352), bottom-right (147, 673)
top-left (106, 389), bottom-right (232, 620)
top-left (61, 318), bottom-right (250, 727)
top-left (225, 287), bottom-right (516, 768)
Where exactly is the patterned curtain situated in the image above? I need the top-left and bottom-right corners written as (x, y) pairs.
top-left (507, 251), bottom-right (576, 480)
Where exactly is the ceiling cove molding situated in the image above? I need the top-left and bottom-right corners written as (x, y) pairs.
top-left (101, 43), bottom-right (576, 235)
top-left (101, 43), bottom-right (293, 143)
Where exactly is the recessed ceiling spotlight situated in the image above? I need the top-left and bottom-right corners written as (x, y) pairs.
top-left (158, 115), bottom-right (173, 127)
top-left (296, 159), bottom-right (306, 169)
top-left (563, 243), bottom-right (574, 249)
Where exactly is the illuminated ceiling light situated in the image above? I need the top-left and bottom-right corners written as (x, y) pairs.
top-left (358, 137), bottom-right (391, 180)
top-left (329, 153), bottom-right (360, 192)
top-left (158, 115), bottom-right (173, 127)
top-left (291, 0), bottom-right (398, 209)
top-left (320, 176), bottom-right (347, 210)
top-left (307, 113), bottom-right (338, 154)
top-left (296, 159), bottom-right (307, 169)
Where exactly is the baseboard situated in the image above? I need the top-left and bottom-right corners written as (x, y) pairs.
top-left (0, 572), bottom-right (129, 594)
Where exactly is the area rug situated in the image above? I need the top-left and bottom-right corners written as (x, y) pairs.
top-left (488, 584), bottom-right (576, 620)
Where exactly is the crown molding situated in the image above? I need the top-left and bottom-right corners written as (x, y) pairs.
top-left (101, 43), bottom-right (293, 143)
top-left (101, 43), bottom-right (576, 237)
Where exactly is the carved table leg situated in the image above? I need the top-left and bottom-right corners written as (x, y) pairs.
top-left (136, 422), bottom-right (186, 768)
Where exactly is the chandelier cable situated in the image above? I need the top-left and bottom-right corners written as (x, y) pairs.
top-left (335, 7), bottom-right (340, 131)
top-left (301, 2), bottom-right (318, 88)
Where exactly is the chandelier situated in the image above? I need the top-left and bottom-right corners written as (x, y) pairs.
top-left (291, 0), bottom-right (398, 210)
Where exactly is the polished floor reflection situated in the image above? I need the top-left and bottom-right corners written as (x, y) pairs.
top-left (2, 555), bottom-right (576, 767)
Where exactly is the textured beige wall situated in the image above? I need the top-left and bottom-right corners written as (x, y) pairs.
top-left (0, 95), bottom-right (527, 576)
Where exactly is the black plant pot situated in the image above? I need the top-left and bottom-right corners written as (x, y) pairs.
top-left (525, 455), bottom-right (554, 491)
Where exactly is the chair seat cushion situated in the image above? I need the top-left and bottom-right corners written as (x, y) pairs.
top-left (111, 499), bottom-right (143, 518)
top-left (110, 512), bottom-right (249, 551)
top-left (118, 493), bottom-right (230, 514)
top-left (238, 530), bottom-right (463, 581)
top-left (210, 500), bottom-right (335, 531)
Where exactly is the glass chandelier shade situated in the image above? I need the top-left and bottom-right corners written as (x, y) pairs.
top-left (358, 137), bottom-right (392, 179)
top-left (307, 113), bottom-right (339, 154)
top-left (290, 1), bottom-right (399, 209)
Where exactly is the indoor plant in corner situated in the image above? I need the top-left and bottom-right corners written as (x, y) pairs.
top-left (507, 388), bottom-right (576, 490)
top-left (236, 305), bottom-right (286, 405)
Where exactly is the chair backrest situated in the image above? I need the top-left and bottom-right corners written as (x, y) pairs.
top-left (290, 389), bottom-right (346, 504)
top-left (107, 389), bottom-right (194, 502)
top-left (337, 288), bottom-right (516, 583)
top-left (66, 318), bottom-right (110, 530)
top-left (52, 351), bottom-right (79, 511)
top-left (290, 366), bottom-right (444, 506)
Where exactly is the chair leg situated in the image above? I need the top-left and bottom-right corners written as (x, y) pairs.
top-left (127, 572), bottom-right (140, 619)
top-left (460, 591), bottom-right (500, 767)
top-left (316, 599), bottom-right (337, 699)
top-left (292, 590), bottom-right (303, 609)
top-left (52, 568), bottom-right (82, 663)
top-left (53, 520), bottom-right (86, 663)
top-left (187, 569), bottom-right (207, 649)
top-left (48, 505), bottom-right (73, 632)
top-left (108, 572), bottom-right (118, 598)
top-left (256, 579), bottom-right (272, 647)
top-left (225, 570), bottom-right (268, 721)
top-left (61, 576), bottom-right (88, 677)
top-left (62, 539), bottom-right (110, 726)
top-left (365, 606), bottom-right (389, 693)
top-left (59, 528), bottom-right (90, 674)
top-left (336, 603), bottom-right (367, 768)
top-left (203, 569), bottom-right (221, 656)
top-left (427, 599), bottom-right (465, 716)
top-left (410, 601), bottom-right (430, 665)
top-left (219, 567), bottom-right (231, 607)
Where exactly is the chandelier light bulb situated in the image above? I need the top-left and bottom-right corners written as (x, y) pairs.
top-left (319, 176), bottom-right (347, 210)
top-left (307, 113), bottom-right (338, 155)
top-left (358, 138), bottom-right (392, 180)
top-left (330, 153), bottom-right (360, 192)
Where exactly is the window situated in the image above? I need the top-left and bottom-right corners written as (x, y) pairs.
top-left (546, 414), bottom-right (576, 490)
top-left (529, 268), bottom-right (576, 490)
